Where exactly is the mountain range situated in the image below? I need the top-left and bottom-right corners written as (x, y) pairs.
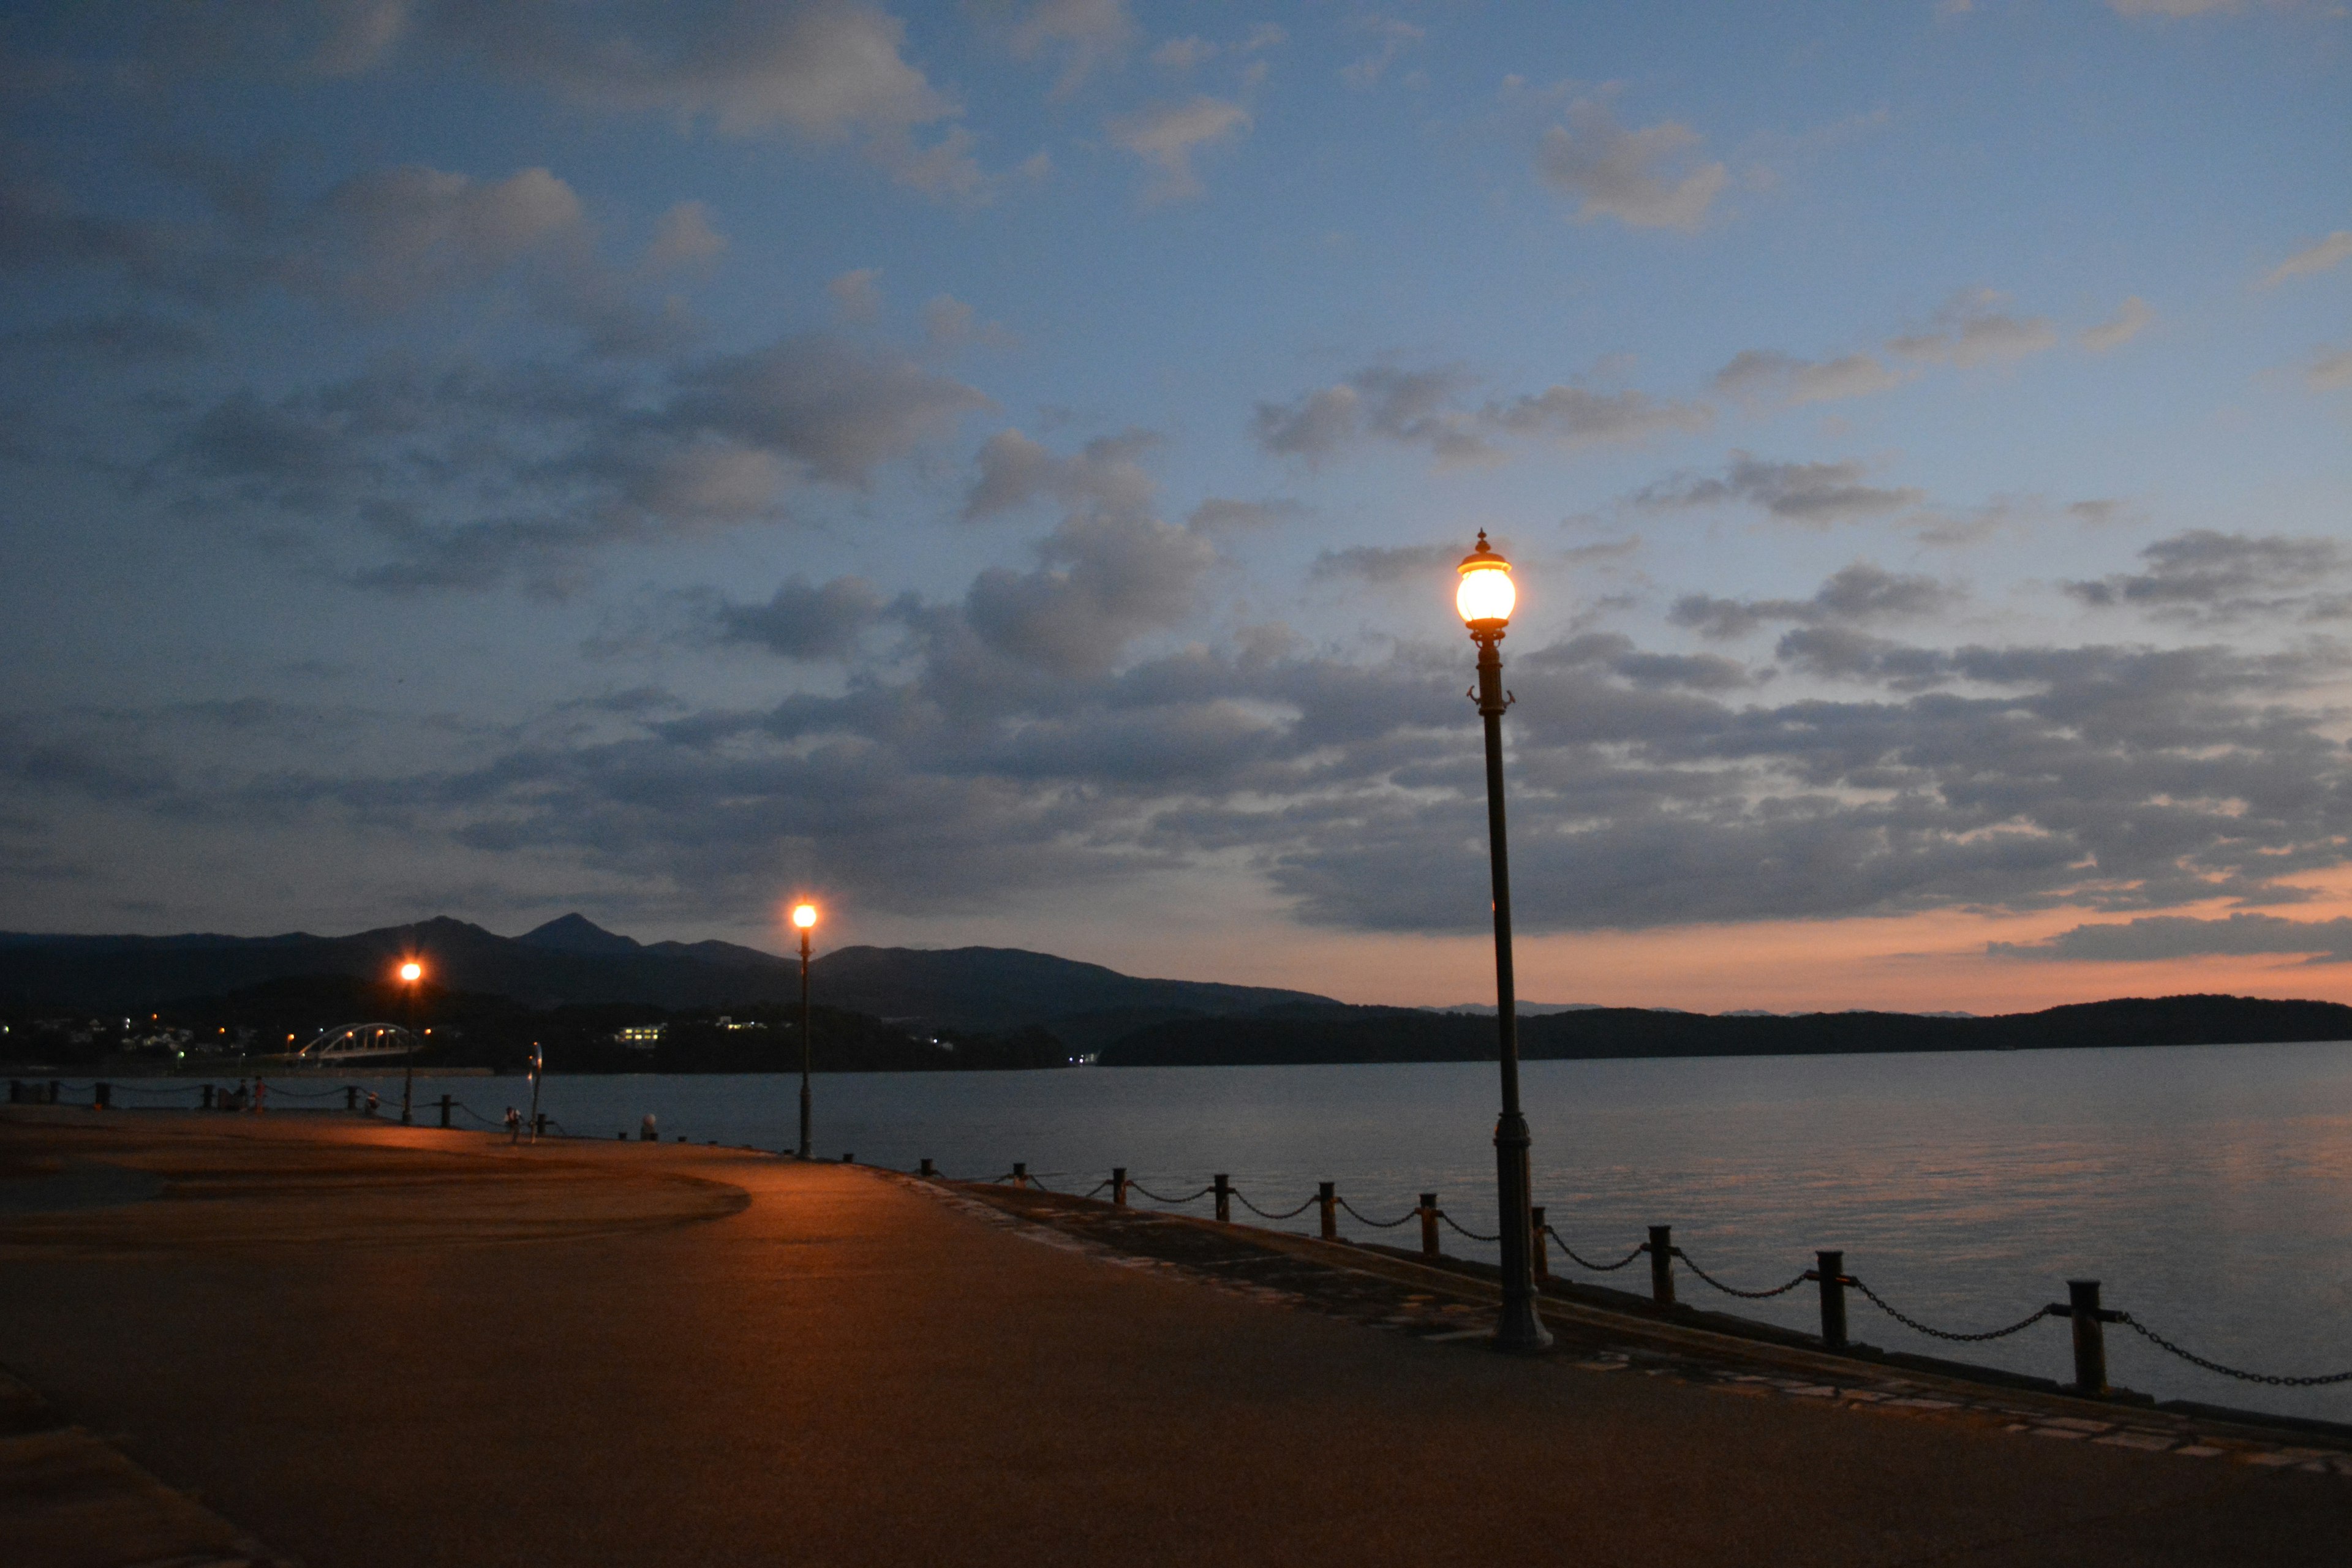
top-left (0, 913), bottom-right (1330, 1041)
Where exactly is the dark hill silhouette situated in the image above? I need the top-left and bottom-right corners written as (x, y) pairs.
top-left (1098, 994), bottom-right (2352, 1066)
top-left (0, 914), bottom-right (1332, 1030)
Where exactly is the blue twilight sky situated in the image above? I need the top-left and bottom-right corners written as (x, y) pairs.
top-left (1, 1), bottom-right (2348, 1010)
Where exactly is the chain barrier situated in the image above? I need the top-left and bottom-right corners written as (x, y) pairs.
top-left (1673, 1249), bottom-right (1810, 1301)
top-left (1543, 1227), bottom-right (1647, 1272)
top-left (1081, 1179), bottom-right (1112, 1198)
top-left (104, 1082), bottom-right (206, 1098)
top-left (1128, 1180), bottom-right (1214, 1205)
top-left (1438, 1211), bottom-right (1501, 1243)
top-left (1234, 1190), bottom-right (1318, 1221)
top-left (2114, 1314), bottom-right (2352, 1387)
top-left (1845, 1277), bottom-right (2055, 1343)
top-left (254, 1082), bottom-right (353, 1099)
top-left (1335, 1196), bottom-right (1418, 1229)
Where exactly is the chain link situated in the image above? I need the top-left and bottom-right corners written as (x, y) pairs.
top-left (2114, 1314), bottom-right (2352, 1387)
top-left (1234, 1189), bottom-right (1317, 1221)
top-left (1673, 1249), bottom-right (1810, 1300)
top-left (1128, 1180), bottom-right (1214, 1205)
top-left (1438, 1211), bottom-right (1500, 1243)
top-left (1543, 1227), bottom-right (1646, 1272)
top-left (1335, 1196), bottom-right (1419, 1229)
top-left (1845, 1276), bottom-right (2055, 1343)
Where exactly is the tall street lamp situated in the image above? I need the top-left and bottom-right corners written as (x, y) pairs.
top-left (792, 902), bottom-right (818, 1159)
top-left (1457, 532), bottom-right (1552, 1354)
top-left (396, 959), bottom-right (424, 1127)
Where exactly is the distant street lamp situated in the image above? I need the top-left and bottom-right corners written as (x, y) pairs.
top-left (527, 1041), bottom-right (544, 1145)
top-left (1457, 532), bottom-right (1551, 1354)
top-left (396, 959), bottom-right (424, 1127)
top-left (792, 902), bottom-right (819, 1159)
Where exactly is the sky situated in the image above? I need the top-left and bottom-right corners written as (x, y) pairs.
top-left (1, 1), bottom-right (2348, 1012)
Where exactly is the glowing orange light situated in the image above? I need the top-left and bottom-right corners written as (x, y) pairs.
top-left (1455, 533), bottom-right (1515, 628)
top-left (398, 960), bottom-right (423, 984)
top-left (791, 903), bottom-right (818, 930)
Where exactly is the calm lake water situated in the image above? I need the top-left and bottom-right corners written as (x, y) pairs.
top-left (157, 1040), bottom-right (2352, 1425)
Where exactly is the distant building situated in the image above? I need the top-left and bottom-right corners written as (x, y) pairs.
top-left (616, 1024), bottom-right (664, 1049)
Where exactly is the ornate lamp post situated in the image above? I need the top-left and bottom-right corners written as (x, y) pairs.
top-left (792, 902), bottom-right (818, 1159)
top-left (1457, 532), bottom-right (1551, 1354)
top-left (396, 959), bottom-right (424, 1127)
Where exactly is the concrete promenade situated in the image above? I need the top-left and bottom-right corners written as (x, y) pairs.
top-left (1, 1109), bottom-right (2343, 1567)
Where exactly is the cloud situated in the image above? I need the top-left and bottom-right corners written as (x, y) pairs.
top-left (962, 428), bottom-right (1157, 521)
top-left (23, 579), bottom-right (2352, 937)
top-left (1341, 18), bottom-right (1425, 89)
top-left (1009, 0), bottom-right (1136, 98)
top-left (2107, 1), bottom-right (2255, 17)
top-left (2064, 530), bottom-right (2352, 623)
top-left (296, 164), bottom-right (585, 313)
top-left (952, 428), bottom-right (1215, 674)
top-left (168, 336), bottom-right (992, 592)
top-left (1669, 562), bottom-right (1960, 639)
top-left (2078, 296), bottom-right (2153, 352)
top-left (1150, 36), bottom-right (1217, 70)
top-left (1533, 99), bottom-right (1728, 232)
top-left (1991, 913), bottom-right (2352, 963)
top-left (1, 310), bottom-right (213, 361)
top-left (1888, 288), bottom-right (2058, 367)
top-left (642, 201), bottom-right (727, 274)
top-left (1308, 543), bottom-right (1460, 586)
top-left (717, 575), bottom-right (889, 660)
top-left (827, 266), bottom-right (883, 322)
top-left (1636, 453), bottom-right (1926, 526)
top-left (1252, 366), bottom-right (1709, 467)
top-left (438, 1), bottom-right (950, 140)
top-left (2260, 230), bottom-right (2352, 288)
top-left (921, 293), bottom-right (1014, 351)
top-left (1713, 350), bottom-right (1909, 409)
top-left (2309, 346), bottom-right (2352, 393)
top-left (1106, 96), bottom-right (1252, 204)
top-left (1186, 497), bottom-right (1303, 534)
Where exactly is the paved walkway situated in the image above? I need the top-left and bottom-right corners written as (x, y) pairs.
top-left (1, 1109), bottom-right (2343, 1567)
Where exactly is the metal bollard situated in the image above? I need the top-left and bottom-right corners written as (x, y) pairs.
top-left (1213, 1174), bottom-right (1231, 1224)
top-left (1012, 1161), bottom-right (1028, 1188)
top-left (345, 1086), bottom-right (358, 1112)
top-left (1419, 1193), bottom-right (1441, 1257)
top-left (1815, 1250), bottom-right (1847, 1351)
top-left (536, 1113), bottom-right (548, 1139)
top-left (1318, 1181), bottom-right (1337, 1241)
top-left (919, 1158), bottom-right (936, 1178)
top-left (6, 1080), bottom-right (17, 1104)
top-left (841, 1152), bottom-right (852, 1163)
top-left (1530, 1205), bottom-right (1549, 1280)
top-left (94, 1082), bottom-right (111, 1109)
top-left (48, 1079), bottom-right (61, 1104)
top-left (1648, 1225), bottom-right (1676, 1307)
top-left (440, 1094), bottom-right (453, 1129)
top-left (2068, 1280), bottom-right (2109, 1396)
top-left (201, 1084), bottom-right (214, 1110)
top-left (1112, 1166), bottom-right (1128, 1207)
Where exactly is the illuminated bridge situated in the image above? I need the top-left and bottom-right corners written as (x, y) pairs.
top-left (295, 1022), bottom-right (421, 1064)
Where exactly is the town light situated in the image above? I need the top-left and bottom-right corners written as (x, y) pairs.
top-left (1456, 532), bottom-right (1515, 629)
top-left (1455, 530), bottom-right (1550, 1355)
top-left (399, 960), bottom-right (423, 984)
top-left (791, 903), bottom-right (818, 930)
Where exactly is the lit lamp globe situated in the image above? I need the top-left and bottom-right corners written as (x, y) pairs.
top-left (791, 903), bottom-right (818, 932)
top-left (398, 960), bottom-right (423, 984)
top-left (1456, 532), bottom-right (1515, 633)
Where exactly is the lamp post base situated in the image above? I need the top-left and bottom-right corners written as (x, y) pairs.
top-left (1492, 1109), bottom-right (1552, 1354)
